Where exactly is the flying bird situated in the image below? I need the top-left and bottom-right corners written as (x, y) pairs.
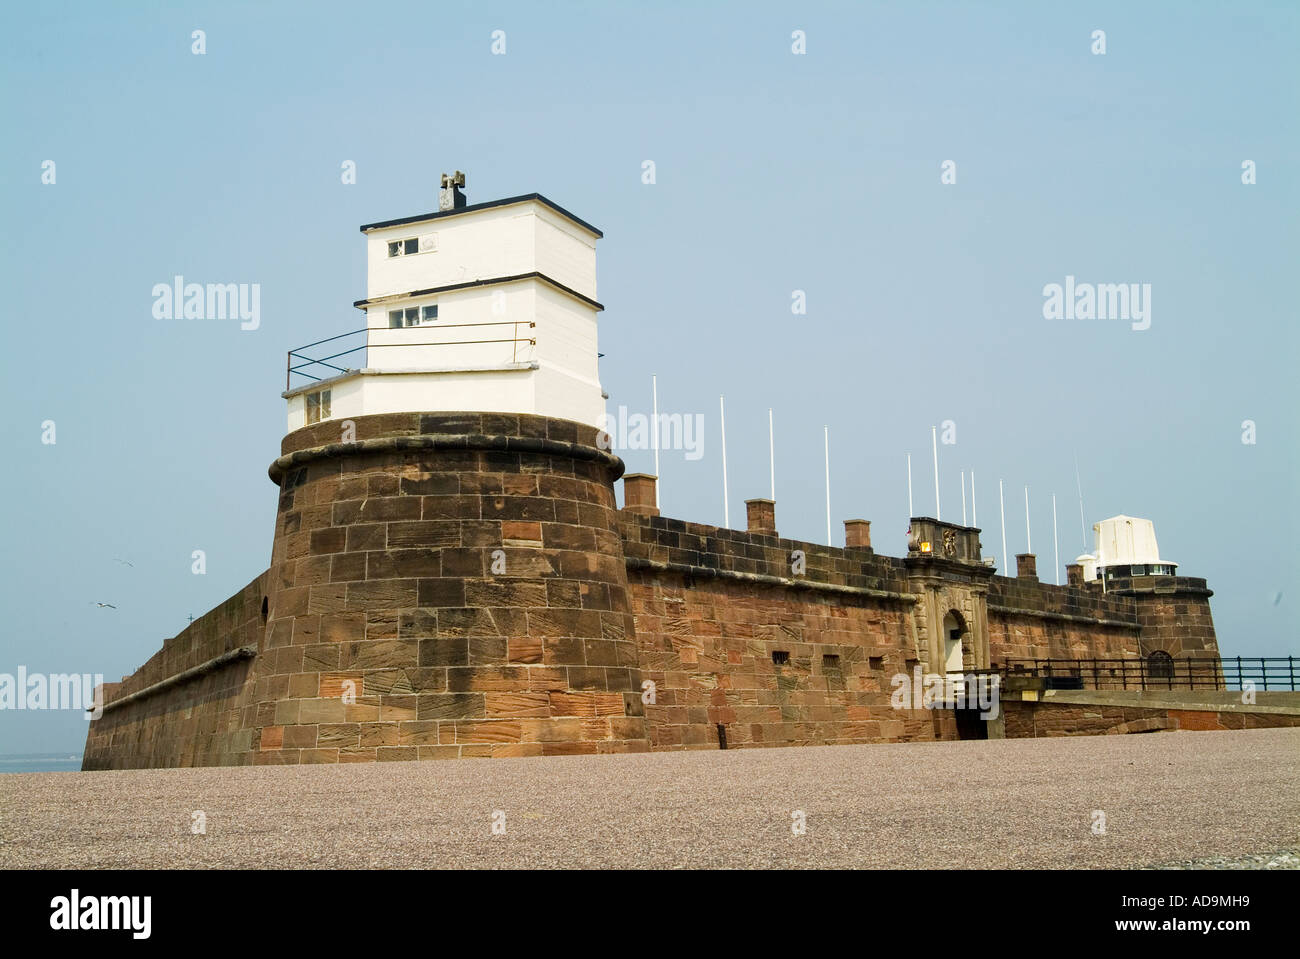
top-left (112, 558), bottom-right (134, 568)
top-left (94, 603), bottom-right (117, 609)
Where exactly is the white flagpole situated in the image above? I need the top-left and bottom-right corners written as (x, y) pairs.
top-left (971, 472), bottom-right (977, 528)
top-left (1053, 493), bottom-right (1060, 585)
top-left (907, 454), bottom-right (913, 518)
top-left (824, 426), bottom-right (832, 545)
top-left (652, 374), bottom-right (660, 507)
top-left (999, 480), bottom-right (1007, 574)
top-left (1025, 486), bottom-right (1031, 554)
top-left (768, 408), bottom-right (775, 500)
top-left (931, 427), bottom-right (941, 521)
top-left (719, 395), bottom-right (729, 528)
top-left (1074, 453), bottom-right (1087, 553)
top-left (961, 470), bottom-right (967, 526)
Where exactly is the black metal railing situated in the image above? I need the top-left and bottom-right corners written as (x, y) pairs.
top-left (999, 656), bottom-right (1298, 692)
top-left (286, 321), bottom-right (537, 390)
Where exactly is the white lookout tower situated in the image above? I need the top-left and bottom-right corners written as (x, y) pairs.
top-left (284, 172), bottom-right (606, 430)
top-left (1076, 514), bottom-right (1178, 585)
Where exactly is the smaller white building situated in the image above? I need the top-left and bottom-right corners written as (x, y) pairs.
top-left (283, 175), bottom-right (607, 431)
top-left (1078, 515), bottom-right (1177, 584)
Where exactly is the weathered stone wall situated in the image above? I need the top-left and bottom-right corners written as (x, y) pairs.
top-left (986, 574), bottom-right (1142, 664)
top-left (620, 513), bottom-right (955, 749)
top-left (1108, 576), bottom-right (1219, 660)
top-left (251, 412), bottom-right (648, 763)
top-left (82, 572), bottom-right (269, 769)
top-left (83, 417), bottom-right (1226, 768)
top-left (1003, 699), bottom-right (1300, 737)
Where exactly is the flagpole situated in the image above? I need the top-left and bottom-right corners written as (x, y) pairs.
top-left (999, 480), bottom-right (1007, 574)
top-left (824, 426), bottom-right (832, 545)
top-left (907, 454), bottom-right (913, 518)
top-left (931, 427), bottom-right (940, 521)
top-left (768, 408), bottom-right (775, 501)
top-left (719, 395), bottom-right (729, 528)
top-left (1025, 486), bottom-right (1031, 554)
top-left (971, 472), bottom-right (977, 528)
top-left (1052, 493), bottom-right (1060, 586)
top-left (652, 374), bottom-right (660, 507)
top-left (961, 470), bottom-right (967, 526)
top-left (1075, 453), bottom-right (1087, 553)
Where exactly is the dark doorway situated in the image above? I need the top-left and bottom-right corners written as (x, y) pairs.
top-left (954, 708), bottom-right (989, 740)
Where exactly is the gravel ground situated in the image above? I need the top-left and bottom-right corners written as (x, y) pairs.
top-left (1140, 850), bottom-right (1300, 870)
top-left (1, 727), bottom-right (1296, 869)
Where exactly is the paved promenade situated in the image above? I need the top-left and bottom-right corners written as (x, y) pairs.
top-left (2, 728), bottom-right (1296, 869)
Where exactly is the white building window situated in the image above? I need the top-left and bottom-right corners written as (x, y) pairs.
top-left (386, 234), bottom-right (437, 257)
top-left (388, 304), bottom-right (437, 328)
top-left (306, 389), bottom-right (331, 425)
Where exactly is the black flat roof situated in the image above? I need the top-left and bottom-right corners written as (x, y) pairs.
top-left (359, 194), bottom-right (603, 238)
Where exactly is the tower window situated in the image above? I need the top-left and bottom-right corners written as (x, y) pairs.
top-left (386, 235), bottom-right (436, 257)
top-left (772, 650), bottom-right (790, 666)
top-left (388, 304), bottom-right (437, 328)
top-left (305, 389), bottom-right (331, 425)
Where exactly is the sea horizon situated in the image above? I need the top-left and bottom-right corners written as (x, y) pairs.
top-left (0, 753), bottom-right (85, 774)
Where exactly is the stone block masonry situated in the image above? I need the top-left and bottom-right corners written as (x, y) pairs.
top-left (82, 573), bottom-right (269, 769)
top-left (83, 414), bottom-right (1225, 768)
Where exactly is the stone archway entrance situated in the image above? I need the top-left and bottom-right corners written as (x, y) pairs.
top-left (942, 610), bottom-right (966, 676)
top-left (943, 609), bottom-right (988, 740)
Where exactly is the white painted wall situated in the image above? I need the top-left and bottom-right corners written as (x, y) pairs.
top-left (286, 196), bottom-right (605, 434)
top-left (533, 207), bottom-right (597, 299)
top-left (363, 198), bottom-right (598, 300)
top-left (363, 283), bottom-right (537, 371)
top-left (1093, 516), bottom-right (1168, 567)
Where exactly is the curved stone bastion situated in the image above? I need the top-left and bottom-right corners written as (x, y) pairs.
top-left (84, 412), bottom-right (651, 766)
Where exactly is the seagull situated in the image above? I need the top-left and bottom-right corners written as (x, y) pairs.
top-left (112, 558), bottom-right (134, 568)
top-left (94, 603), bottom-right (117, 609)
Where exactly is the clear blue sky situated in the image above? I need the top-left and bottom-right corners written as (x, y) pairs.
top-left (2, 1), bottom-right (1295, 753)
